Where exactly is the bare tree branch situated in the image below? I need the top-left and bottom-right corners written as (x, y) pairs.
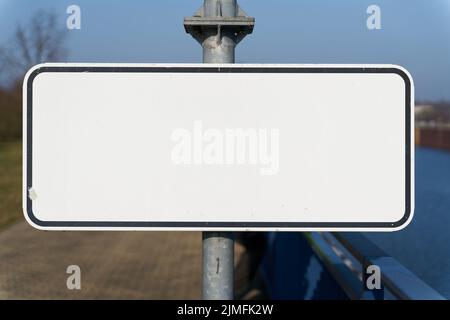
top-left (15, 27), bottom-right (33, 67)
top-left (0, 10), bottom-right (68, 87)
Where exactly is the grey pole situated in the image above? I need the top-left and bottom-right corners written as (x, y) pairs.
top-left (202, 0), bottom-right (236, 301)
top-left (202, 232), bottom-right (235, 299)
top-left (202, 0), bottom-right (236, 64)
top-left (184, 0), bottom-right (254, 300)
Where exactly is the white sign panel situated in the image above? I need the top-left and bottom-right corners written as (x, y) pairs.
top-left (23, 64), bottom-right (414, 231)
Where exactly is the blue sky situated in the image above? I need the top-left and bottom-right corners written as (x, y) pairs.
top-left (0, 0), bottom-right (449, 101)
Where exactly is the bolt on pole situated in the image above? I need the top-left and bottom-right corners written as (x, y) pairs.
top-left (184, 0), bottom-right (254, 300)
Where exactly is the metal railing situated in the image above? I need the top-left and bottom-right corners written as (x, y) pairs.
top-left (304, 232), bottom-right (446, 300)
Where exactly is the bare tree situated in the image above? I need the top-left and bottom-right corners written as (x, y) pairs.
top-left (0, 11), bottom-right (67, 141)
top-left (0, 10), bottom-right (67, 86)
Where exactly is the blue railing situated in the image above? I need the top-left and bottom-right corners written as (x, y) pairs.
top-left (261, 232), bottom-right (446, 300)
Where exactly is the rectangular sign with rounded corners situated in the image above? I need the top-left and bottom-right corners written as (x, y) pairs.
top-left (23, 64), bottom-right (414, 231)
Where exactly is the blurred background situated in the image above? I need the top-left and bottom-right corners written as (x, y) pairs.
top-left (0, 0), bottom-right (449, 299)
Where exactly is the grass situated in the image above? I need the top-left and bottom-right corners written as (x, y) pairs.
top-left (0, 141), bottom-right (22, 230)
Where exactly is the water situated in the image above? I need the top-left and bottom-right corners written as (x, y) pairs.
top-left (364, 147), bottom-right (450, 298)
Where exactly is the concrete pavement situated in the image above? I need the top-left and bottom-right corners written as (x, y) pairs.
top-left (0, 222), bottom-right (202, 299)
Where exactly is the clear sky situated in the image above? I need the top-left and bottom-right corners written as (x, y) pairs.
top-left (0, 0), bottom-right (449, 101)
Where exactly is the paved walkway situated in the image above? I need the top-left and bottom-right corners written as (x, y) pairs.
top-left (0, 222), bottom-right (202, 299)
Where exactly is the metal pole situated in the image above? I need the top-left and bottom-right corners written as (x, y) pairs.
top-left (202, 232), bottom-right (234, 299)
top-left (184, 0), bottom-right (254, 300)
top-left (202, 0), bottom-right (237, 63)
top-left (202, 0), bottom-right (236, 300)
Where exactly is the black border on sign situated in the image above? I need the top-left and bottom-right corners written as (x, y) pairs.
top-left (25, 66), bottom-right (412, 229)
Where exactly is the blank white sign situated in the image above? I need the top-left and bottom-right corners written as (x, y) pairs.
top-left (23, 64), bottom-right (414, 231)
